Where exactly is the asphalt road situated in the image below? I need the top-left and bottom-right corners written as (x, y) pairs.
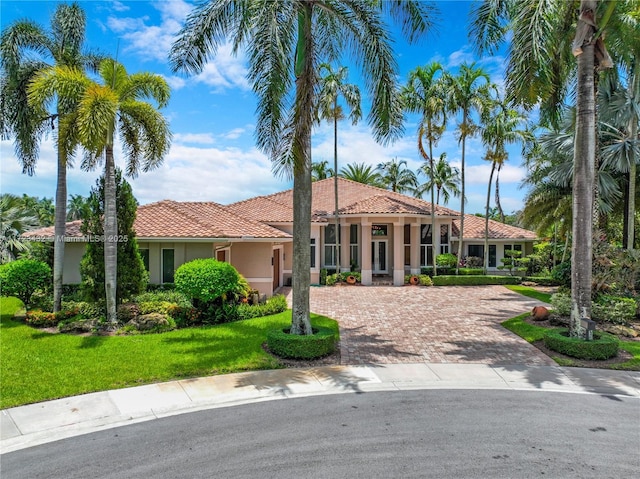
top-left (2, 390), bottom-right (638, 479)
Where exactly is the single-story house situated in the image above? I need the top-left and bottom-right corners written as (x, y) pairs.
top-left (24, 177), bottom-right (537, 296)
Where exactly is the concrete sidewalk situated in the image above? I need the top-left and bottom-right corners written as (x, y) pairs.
top-left (2, 363), bottom-right (639, 454)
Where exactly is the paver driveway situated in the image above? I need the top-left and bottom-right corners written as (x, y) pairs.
top-left (284, 285), bottom-right (556, 366)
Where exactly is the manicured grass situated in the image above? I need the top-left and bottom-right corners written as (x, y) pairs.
top-left (505, 285), bottom-right (552, 303)
top-left (0, 297), bottom-right (339, 409)
top-left (502, 312), bottom-right (640, 370)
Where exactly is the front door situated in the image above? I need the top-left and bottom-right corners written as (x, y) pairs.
top-left (371, 240), bottom-right (388, 274)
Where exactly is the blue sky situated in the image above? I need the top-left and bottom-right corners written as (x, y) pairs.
top-left (1, 0), bottom-right (531, 215)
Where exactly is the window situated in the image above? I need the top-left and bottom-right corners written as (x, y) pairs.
top-left (372, 224), bottom-right (387, 236)
top-left (504, 244), bottom-right (522, 257)
top-left (468, 244), bottom-right (484, 259)
top-left (139, 249), bottom-right (149, 272)
top-left (404, 225), bottom-right (411, 266)
top-left (310, 238), bottom-right (316, 268)
top-left (440, 224), bottom-right (450, 254)
top-left (489, 245), bottom-right (497, 268)
top-left (162, 249), bottom-right (174, 283)
top-left (324, 225), bottom-right (339, 267)
top-left (349, 224), bottom-right (358, 268)
top-left (420, 224), bottom-right (433, 267)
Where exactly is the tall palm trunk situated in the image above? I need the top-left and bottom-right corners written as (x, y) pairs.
top-left (456, 112), bottom-right (468, 273)
top-left (626, 66), bottom-right (638, 250)
top-left (290, 7), bottom-right (314, 335)
top-left (52, 144), bottom-right (67, 313)
top-left (483, 161), bottom-right (496, 275)
top-left (495, 163), bottom-right (505, 223)
top-left (571, 4), bottom-right (596, 337)
top-left (104, 144), bottom-right (118, 327)
top-left (333, 98), bottom-right (340, 274)
top-left (428, 129), bottom-right (437, 276)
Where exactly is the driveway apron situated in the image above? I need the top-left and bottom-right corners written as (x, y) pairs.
top-left (285, 285), bottom-right (555, 366)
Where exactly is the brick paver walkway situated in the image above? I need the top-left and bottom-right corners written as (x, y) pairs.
top-left (283, 285), bottom-right (555, 366)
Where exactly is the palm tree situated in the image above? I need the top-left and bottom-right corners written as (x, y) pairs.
top-left (377, 158), bottom-right (418, 194)
top-left (170, 0), bottom-right (435, 335)
top-left (402, 62), bottom-right (446, 274)
top-left (0, 194), bottom-right (39, 263)
top-left (67, 194), bottom-right (90, 221)
top-left (480, 98), bottom-right (531, 273)
top-left (420, 153), bottom-right (460, 205)
top-left (445, 63), bottom-right (491, 272)
top-left (311, 160), bottom-right (334, 181)
top-left (470, 0), bottom-right (624, 338)
top-left (339, 162), bottom-right (384, 187)
top-left (0, 2), bottom-right (102, 312)
top-left (29, 60), bottom-right (171, 326)
top-left (317, 63), bottom-right (361, 274)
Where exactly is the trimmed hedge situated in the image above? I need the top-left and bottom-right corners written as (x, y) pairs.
top-left (522, 276), bottom-right (559, 286)
top-left (543, 328), bottom-right (619, 360)
top-left (457, 268), bottom-right (484, 276)
top-left (266, 326), bottom-right (336, 359)
top-left (175, 259), bottom-right (240, 303)
top-left (432, 275), bottom-right (520, 286)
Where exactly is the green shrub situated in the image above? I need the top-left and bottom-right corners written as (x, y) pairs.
top-left (146, 283), bottom-right (176, 291)
top-left (134, 290), bottom-right (192, 308)
top-left (0, 259), bottom-right (51, 307)
top-left (418, 275), bottom-right (433, 286)
top-left (320, 269), bottom-right (328, 285)
top-left (61, 300), bottom-right (105, 319)
top-left (543, 328), bottom-right (619, 360)
top-left (266, 326), bottom-right (336, 359)
top-left (326, 274), bottom-right (338, 286)
top-left (458, 267), bottom-right (484, 276)
top-left (550, 293), bottom-right (572, 316)
top-left (550, 260), bottom-right (571, 287)
top-left (175, 259), bottom-right (240, 303)
top-left (201, 301), bottom-right (239, 324)
top-left (236, 294), bottom-right (288, 320)
top-left (592, 295), bottom-right (637, 324)
top-left (137, 300), bottom-right (177, 316)
top-left (436, 253), bottom-right (458, 268)
top-left (432, 275), bottom-right (520, 286)
top-left (420, 266), bottom-right (433, 276)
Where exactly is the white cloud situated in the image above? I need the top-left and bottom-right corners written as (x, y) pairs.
top-left (111, 1), bottom-right (130, 13)
top-left (222, 128), bottom-right (247, 140)
top-left (447, 161), bottom-right (526, 186)
top-left (174, 133), bottom-right (216, 145)
top-left (128, 143), bottom-right (287, 204)
top-left (447, 47), bottom-right (475, 68)
top-left (163, 75), bottom-right (186, 90)
top-left (193, 43), bottom-right (250, 91)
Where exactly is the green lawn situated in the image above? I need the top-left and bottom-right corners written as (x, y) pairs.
top-left (0, 297), bottom-right (339, 409)
top-left (505, 284), bottom-right (552, 303)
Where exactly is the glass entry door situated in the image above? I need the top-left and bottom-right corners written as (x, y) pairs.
top-left (371, 240), bottom-right (388, 274)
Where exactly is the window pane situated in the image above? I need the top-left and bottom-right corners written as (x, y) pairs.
top-left (440, 224), bottom-right (449, 243)
top-left (350, 224), bottom-right (358, 244)
top-left (310, 238), bottom-right (316, 268)
top-left (404, 245), bottom-right (410, 266)
top-left (404, 224), bottom-right (410, 244)
top-left (324, 245), bottom-right (336, 266)
top-left (350, 245), bottom-right (358, 267)
top-left (514, 244), bottom-right (522, 252)
top-left (421, 224), bottom-right (432, 244)
top-left (468, 245), bottom-right (484, 258)
top-left (325, 225), bottom-right (336, 244)
top-left (489, 245), bottom-right (496, 267)
top-left (162, 249), bottom-right (174, 283)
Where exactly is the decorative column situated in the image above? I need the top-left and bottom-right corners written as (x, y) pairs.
top-left (410, 222), bottom-right (421, 275)
top-left (340, 223), bottom-right (351, 273)
top-left (393, 221), bottom-right (404, 286)
top-left (361, 219), bottom-right (372, 285)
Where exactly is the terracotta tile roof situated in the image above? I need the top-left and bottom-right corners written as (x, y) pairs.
top-left (452, 214), bottom-right (537, 240)
top-left (24, 200), bottom-right (291, 240)
top-left (227, 177), bottom-right (459, 221)
top-left (21, 221), bottom-right (83, 239)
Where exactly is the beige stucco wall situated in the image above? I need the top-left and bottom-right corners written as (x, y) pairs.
top-left (231, 242), bottom-right (274, 296)
top-left (62, 242), bottom-right (85, 284)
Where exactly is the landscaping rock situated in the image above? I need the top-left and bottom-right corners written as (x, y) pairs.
top-left (531, 306), bottom-right (550, 321)
top-left (127, 313), bottom-right (170, 331)
top-left (59, 318), bottom-right (100, 333)
top-left (604, 325), bottom-right (638, 338)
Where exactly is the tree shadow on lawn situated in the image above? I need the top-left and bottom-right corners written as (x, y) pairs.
top-left (443, 338), bottom-right (634, 400)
